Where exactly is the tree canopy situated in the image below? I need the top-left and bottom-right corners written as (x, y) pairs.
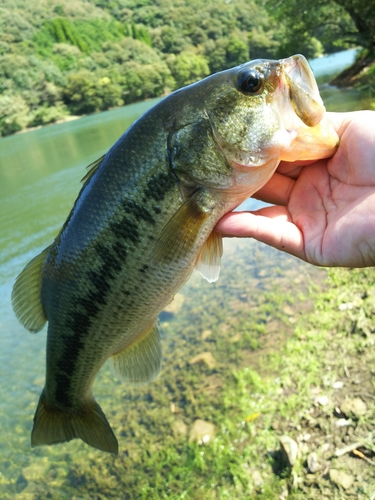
top-left (0, 0), bottom-right (373, 136)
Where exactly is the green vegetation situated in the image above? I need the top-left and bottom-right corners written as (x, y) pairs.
top-left (2, 238), bottom-right (375, 498)
top-left (0, 0), bottom-right (374, 136)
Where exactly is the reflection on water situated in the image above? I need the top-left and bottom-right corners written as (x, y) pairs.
top-left (0, 98), bottom-right (161, 198)
top-left (0, 50), bottom-right (370, 498)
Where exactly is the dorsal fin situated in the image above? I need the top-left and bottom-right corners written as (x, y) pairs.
top-left (80, 155), bottom-right (105, 184)
top-left (11, 246), bottom-right (50, 333)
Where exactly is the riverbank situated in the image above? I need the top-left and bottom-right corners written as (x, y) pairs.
top-left (2, 241), bottom-right (374, 499)
top-left (331, 53), bottom-right (375, 90)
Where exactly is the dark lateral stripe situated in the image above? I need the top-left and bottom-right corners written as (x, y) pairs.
top-left (144, 172), bottom-right (176, 201)
top-left (57, 240), bottom-right (126, 406)
top-left (122, 199), bottom-right (155, 224)
top-left (139, 264), bottom-right (149, 273)
top-left (109, 217), bottom-right (140, 243)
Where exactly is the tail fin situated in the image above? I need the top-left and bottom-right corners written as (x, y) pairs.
top-left (31, 391), bottom-right (118, 454)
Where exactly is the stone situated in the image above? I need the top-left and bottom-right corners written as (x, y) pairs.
top-left (251, 470), bottom-right (263, 487)
top-left (163, 293), bottom-right (185, 314)
top-left (173, 418), bottom-right (188, 437)
top-left (329, 469), bottom-right (354, 490)
top-left (189, 419), bottom-right (216, 444)
top-left (189, 351), bottom-right (216, 369)
top-left (279, 435), bottom-right (299, 467)
top-left (335, 418), bottom-right (352, 427)
top-left (332, 381), bottom-right (344, 389)
top-left (201, 329), bottom-right (212, 340)
top-left (282, 304), bottom-right (294, 316)
top-left (307, 452), bottom-right (321, 473)
top-left (229, 332), bottom-right (242, 343)
top-left (315, 395), bottom-right (329, 406)
top-left (340, 397), bottom-right (367, 419)
top-left (22, 461), bottom-right (50, 482)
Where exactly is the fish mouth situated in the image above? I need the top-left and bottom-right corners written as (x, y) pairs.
top-left (277, 54), bottom-right (339, 161)
top-left (282, 54), bottom-right (325, 127)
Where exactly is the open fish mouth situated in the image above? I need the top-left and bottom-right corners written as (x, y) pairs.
top-left (282, 54), bottom-right (326, 127)
top-left (275, 54), bottom-right (339, 161)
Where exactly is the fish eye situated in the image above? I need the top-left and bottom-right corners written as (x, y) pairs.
top-left (237, 69), bottom-right (264, 95)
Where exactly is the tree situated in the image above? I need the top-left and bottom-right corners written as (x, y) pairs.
top-left (226, 36), bottom-right (249, 67)
top-left (333, 0), bottom-right (375, 54)
top-left (168, 52), bottom-right (210, 88)
top-left (270, 0), bottom-right (375, 57)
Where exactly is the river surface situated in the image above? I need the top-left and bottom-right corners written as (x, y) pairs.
top-left (0, 49), bottom-right (371, 498)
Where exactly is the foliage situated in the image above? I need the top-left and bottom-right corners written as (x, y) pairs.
top-left (0, 0), bottom-right (372, 136)
top-left (269, 0), bottom-right (375, 57)
top-left (62, 71), bottom-right (124, 114)
top-left (168, 52), bottom-right (210, 88)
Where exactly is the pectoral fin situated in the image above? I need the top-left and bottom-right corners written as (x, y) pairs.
top-left (109, 322), bottom-right (162, 385)
top-left (153, 189), bottom-right (214, 264)
top-left (195, 231), bottom-right (223, 283)
top-left (11, 246), bottom-right (50, 333)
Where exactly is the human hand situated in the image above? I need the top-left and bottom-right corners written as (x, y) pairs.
top-left (216, 111), bottom-right (375, 267)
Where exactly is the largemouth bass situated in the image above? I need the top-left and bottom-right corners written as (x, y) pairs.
top-left (12, 55), bottom-right (338, 454)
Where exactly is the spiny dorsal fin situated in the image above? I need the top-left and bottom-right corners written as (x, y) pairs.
top-left (31, 390), bottom-right (118, 454)
top-left (11, 246), bottom-right (50, 333)
top-left (81, 155), bottom-right (105, 184)
top-left (195, 231), bottom-right (223, 283)
top-left (109, 322), bottom-right (162, 385)
top-left (152, 189), bottom-right (214, 265)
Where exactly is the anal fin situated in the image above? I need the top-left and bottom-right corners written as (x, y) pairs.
top-left (109, 322), bottom-right (162, 385)
top-left (11, 246), bottom-right (50, 333)
top-left (195, 231), bottom-right (223, 283)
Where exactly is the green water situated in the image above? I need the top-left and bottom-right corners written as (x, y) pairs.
top-left (0, 51), bottom-right (371, 498)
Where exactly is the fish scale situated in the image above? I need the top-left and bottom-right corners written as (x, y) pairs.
top-left (11, 55), bottom-right (338, 453)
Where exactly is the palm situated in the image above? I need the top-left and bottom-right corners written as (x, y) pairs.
top-left (216, 111), bottom-right (375, 268)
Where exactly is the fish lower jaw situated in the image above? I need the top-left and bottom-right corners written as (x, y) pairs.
top-left (220, 160), bottom-right (279, 201)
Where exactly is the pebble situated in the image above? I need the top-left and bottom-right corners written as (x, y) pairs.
top-left (279, 435), bottom-right (299, 467)
top-left (163, 293), bottom-right (185, 314)
top-left (315, 395), bottom-right (329, 406)
top-left (339, 302), bottom-right (353, 311)
top-left (282, 304), bottom-right (294, 316)
top-left (251, 469), bottom-right (263, 487)
top-left (189, 351), bottom-right (216, 369)
top-left (229, 332), bottom-right (242, 343)
top-left (201, 329), bottom-right (212, 340)
top-left (307, 452), bottom-right (321, 473)
top-left (329, 469), bottom-right (354, 490)
top-left (340, 397), bottom-right (367, 418)
top-left (189, 419), bottom-right (216, 444)
top-left (335, 418), bottom-right (352, 427)
top-left (173, 418), bottom-right (188, 437)
top-left (22, 460), bottom-right (50, 482)
top-left (332, 381), bottom-right (344, 389)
